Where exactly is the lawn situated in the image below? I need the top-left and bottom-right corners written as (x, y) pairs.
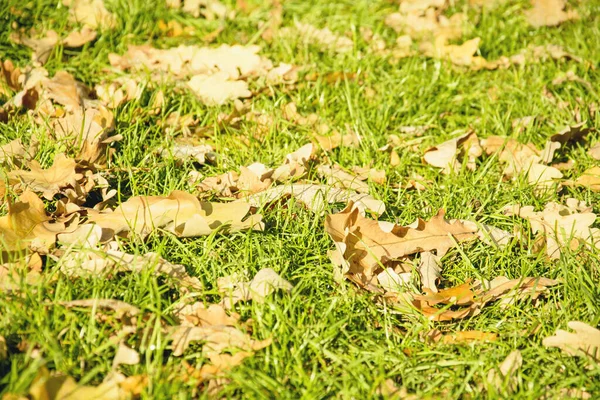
top-left (1, 0), bottom-right (599, 398)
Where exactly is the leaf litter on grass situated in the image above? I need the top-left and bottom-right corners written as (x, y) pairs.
top-left (2, 0), bottom-right (600, 397)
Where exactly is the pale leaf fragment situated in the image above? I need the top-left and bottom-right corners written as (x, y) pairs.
top-left (543, 321), bottom-right (600, 362)
top-left (525, 0), bottom-right (579, 28)
top-left (418, 251), bottom-right (441, 292)
top-left (63, 0), bottom-right (117, 29)
top-left (112, 342), bottom-right (140, 369)
top-left (219, 268), bottom-right (293, 308)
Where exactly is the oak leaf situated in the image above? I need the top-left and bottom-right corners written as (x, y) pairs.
top-left (573, 166), bottom-right (600, 191)
top-left (543, 321), bottom-right (600, 362)
top-left (423, 131), bottom-right (482, 173)
top-left (325, 203), bottom-right (477, 284)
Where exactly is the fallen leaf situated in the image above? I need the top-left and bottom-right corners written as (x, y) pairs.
top-left (63, 0), bottom-right (117, 29)
top-left (524, 0), bottom-right (579, 28)
top-left (543, 321), bottom-right (600, 362)
top-left (159, 141), bottom-right (216, 165)
top-left (87, 190), bottom-right (263, 237)
top-left (385, 5), bottom-right (465, 40)
top-left (60, 298), bottom-right (140, 317)
top-left (112, 342), bottom-right (140, 369)
top-left (8, 154), bottom-right (82, 200)
top-left (440, 330), bottom-right (498, 344)
top-left (62, 26), bottom-right (98, 47)
top-left (540, 123), bottom-right (593, 164)
top-left (317, 164), bottom-right (370, 193)
top-left (0, 190), bottom-right (67, 253)
top-left (0, 139), bottom-right (27, 167)
top-left (507, 200), bottom-right (600, 259)
top-left (28, 368), bottom-right (128, 400)
top-left (407, 276), bottom-right (558, 321)
top-left (423, 131), bottom-right (482, 173)
top-left (418, 251), bottom-right (441, 292)
top-left (187, 72), bottom-right (252, 105)
top-left (9, 30), bottom-right (59, 64)
top-left (573, 166), bottom-right (600, 191)
top-left (588, 143), bottom-right (600, 160)
top-left (219, 268), bottom-right (293, 308)
top-left (59, 249), bottom-right (203, 292)
top-left (0, 336), bottom-right (6, 359)
top-left (290, 22), bottom-right (354, 53)
top-left (170, 322), bottom-right (271, 357)
top-left (325, 203), bottom-right (477, 284)
top-left (243, 183), bottom-right (385, 215)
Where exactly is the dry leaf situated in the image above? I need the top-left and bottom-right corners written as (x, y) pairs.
top-left (59, 249), bottom-right (203, 292)
top-left (418, 251), bottom-right (441, 292)
top-left (63, 0), bottom-right (117, 29)
top-left (219, 268), bottom-right (293, 308)
top-left (112, 342), bottom-right (140, 369)
top-left (377, 268), bottom-right (411, 293)
top-left (290, 22), bottom-right (354, 53)
top-left (0, 139), bottom-right (27, 167)
top-left (170, 322), bottom-right (271, 357)
top-left (29, 368), bottom-right (126, 400)
top-left (573, 166), bottom-right (600, 191)
top-left (317, 164), bottom-right (370, 193)
top-left (62, 27), bottom-right (98, 47)
top-left (406, 276), bottom-right (558, 321)
top-left (440, 330), bottom-right (498, 344)
top-left (540, 123), bottom-right (593, 164)
top-left (60, 298), bottom-right (141, 317)
top-left (187, 72), bottom-right (251, 105)
top-left (9, 30), bottom-right (59, 64)
top-left (524, 0), bottom-right (579, 28)
top-left (507, 200), bottom-right (600, 259)
top-left (0, 336), bottom-right (6, 360)
top-left (243, 183), bottom-right (385, 215)
top-left (0, 190), bottom-right (67, 253)
top-left (385, 5), bottom-right (465, 40)
top-left (543, 321), bottom-right (600, 362)
top-left (325, 203), bottom-right (477, 284)
top-left (423, 131), bottom-right (482, 173)
top-left (159, 141), bottom-right (216, 165)
top-left (588, 143), bottom-right (600, 160)
top-left (8, 154), bottom-right (82, 200)
top-left (87, 190), bottom-right (263, 237)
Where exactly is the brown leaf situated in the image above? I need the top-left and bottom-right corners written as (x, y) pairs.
top-left (0, 190), bottom-right (67, 253)
top-left (573, 166), bottom-right (600, 191)
top-left (62, 26), bottom-right (97, 47)
top-left (218, 268), bottom-right (293, 308)
top-left (289, 22), bottom-right (354, 53)
top-left (112, 342), bottom-right (140, 369)
top-left (243, 183), bottom-right (385, 215)
top-left (418, 251), bottom-right (441, 292)
top-left (9, 30), bottom-right (59, 65)
top-left (543, 321), bottom-right (600, 362)
top-left (423, 131), bottom-right (482, 173)
top-left (317, 164), bottom-right (370, 194)
top-left (507, 200), bottom-right (599, 259)
top-left (159, 140), bottom-right (216, 165)
top-left (28, 368), bottom-right (126, 400)
top-left (407, 276), bottom-right (558, 321)
top-left (325, 203), bottom-right (477, 284)
top-left (540, 123), bottom-right (593, 164)
top-left (63, 0), bottom-right (117, 29)
top-left (8, 154), bottom-right (81, 200)
top-left (440, 330), bottom-right (498, 344)
top-left (87, 190), bottom-right (263, 237)
top-left (59, 249), bottom-right (203, 292)
top-left (524, 0), bottom-right (579, 28)
top-left (588, 143), bottom-right (600, 160)
top-left (170, 325), bottom-right (271, 357)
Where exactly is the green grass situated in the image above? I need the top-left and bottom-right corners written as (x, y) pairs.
top-left (1, 0), bottom-right (600, 398)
